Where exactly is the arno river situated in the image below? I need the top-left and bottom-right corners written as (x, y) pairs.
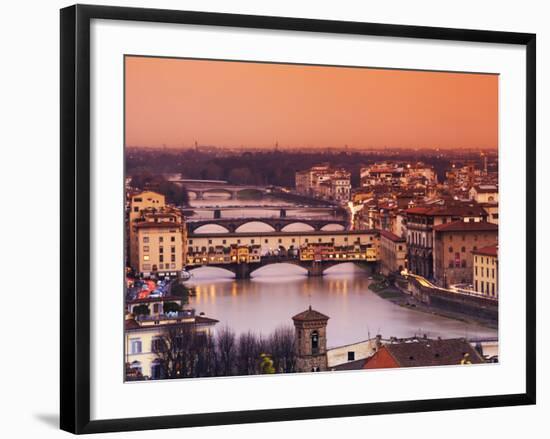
top-left (184, 194), bottom-right (497, 348)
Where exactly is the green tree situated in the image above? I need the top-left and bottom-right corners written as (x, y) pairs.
top-left (132, 304), bottom-right (150, 316)
top-left (170, 282), bottom-right (190, 304)
top-left (163, 301), bottom-right (181, 313)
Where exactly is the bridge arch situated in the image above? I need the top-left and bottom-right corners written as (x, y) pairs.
top-left (322, 261), bottom-right (374, 275)
top-left (280, 222), bottom-right (316, 232)
top-left (192, 223), bottom-right (231, 234)
top-left (250, 262), bottom-right (308, 278)
top-left (234, 221), bottom-right (276, 233)
top-left (320, 223), bottom-right (346, 231)
top-left (201, 188), bottom-right (234, 199)
top-left (186, 265), bottom-right (236, 278)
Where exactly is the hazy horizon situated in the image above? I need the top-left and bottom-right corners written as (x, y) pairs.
top-left (125, 56), bottom-right (498, 151)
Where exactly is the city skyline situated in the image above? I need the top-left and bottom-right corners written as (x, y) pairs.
top-left (125, 56), bottom-right (498, 150)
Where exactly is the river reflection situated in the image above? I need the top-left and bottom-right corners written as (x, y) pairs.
top-left (187, 264), bottom-right (497, 348)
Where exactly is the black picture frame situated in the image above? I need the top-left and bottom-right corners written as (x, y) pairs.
top-left (60, 4), bottom-right (536, 434)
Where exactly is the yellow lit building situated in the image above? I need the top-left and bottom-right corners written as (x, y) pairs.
top-left (378, 230), bottom-right (407, 275)
top-left (128, 191), bottom-right (167, 270)
top-left (472, 244), bottom-right (498, 297)
top-left (128, 191), bottom-right (187, 276)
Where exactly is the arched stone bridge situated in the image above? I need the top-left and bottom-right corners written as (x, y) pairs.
top-left (187, 217), bottom-right (348, 233)
top-left (187, 257), bottom-right (377, 279)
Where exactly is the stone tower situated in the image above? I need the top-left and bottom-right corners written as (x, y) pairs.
top-left (292, 306), bottom-right (329, 372)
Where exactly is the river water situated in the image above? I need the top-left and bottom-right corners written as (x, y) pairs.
top-left (185, 195), bottom-right (497, 348)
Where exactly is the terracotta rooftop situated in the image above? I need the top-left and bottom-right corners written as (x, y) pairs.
top-left (433, 221), bottom-right (498, 232)
top-left (378, 229), bottom-right (406, 243)
top-left (377, 338), bottom-right (484, 367)
top-left (472, 244), bottom-right (498, 257)
top-left (292, 306), bottom-right (330, 322)
top-left (406, 205), bottom-right (488, 217)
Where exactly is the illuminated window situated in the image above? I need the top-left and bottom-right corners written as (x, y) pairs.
top-left (143, 255), bottom-right (150, 261)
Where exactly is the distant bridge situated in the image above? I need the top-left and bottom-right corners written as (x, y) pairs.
top-left (169, 178), bottom-right (269, 200)
top-left (187, 217), bottom-right (348, 233)
top-left (187, 256), bottom-right (377, 279)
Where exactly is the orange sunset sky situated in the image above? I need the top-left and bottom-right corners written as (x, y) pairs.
top-left (125, 56), bottom-right (498, 150)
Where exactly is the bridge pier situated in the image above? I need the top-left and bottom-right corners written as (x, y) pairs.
top-left (308, 261), bottom-right (324, 277)
top-left (234, 263), bottom-right (250, 279)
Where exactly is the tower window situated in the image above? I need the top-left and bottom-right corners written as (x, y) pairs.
top-left (311, 330), bottom-right (319, 354)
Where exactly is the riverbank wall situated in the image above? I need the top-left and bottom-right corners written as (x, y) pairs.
top-left (403, 276), bottom-right (498, 323)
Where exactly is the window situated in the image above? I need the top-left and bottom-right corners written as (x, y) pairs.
top-left (143, 246), bottom-right (149, 252)
top-left (237, 239), bottom-right (241, 244)
top-left (461, 260), bottom-right (466, 268)
top-left (251, 239), bottom-right (255, 244)
top-left (223, 239), bottom-right (227, 244)
top-left (143, 255), bottom-right (150, 261)
top-left (159, 255), bottom-right (164, 263)
top-left (171, 246), bottom-right (176, 253)
top-left (171, 254), bottom-right (176, 262)
top-left (189, 239), bottom-right (193, 245)
top-left (134, 197), bottom-right (142, 202)
top-left (461, 246), bottom-right (466, 253)
top-left (159, 246), bottom-right (163, 254)
top-left (129, 338), bottom-right (142, 354)
top-left (292, 238), bottom-right (296, 243)
top-left (151, 337), bottom-right (164, 353)
top-left (347, 351), bottom-right (355, 361)
top-left (143, 264), bottom-right (151, 270)
top-left (208, 239), bottom-right (212, 244)
top-left (151, 359), bottom-right (164, 380)
top-left (492, 268), bottom-right (495, 278)
top-left (449, 235), bottom-right (453, 242)
top-left (171, 236), bottom-right (175, 242)
top-left (475, 266), bottom-right (478, 276)
top-left (305, 239), bottom-right (309, 243)
top-left (278, 239), bottom-right (282, 244)
top-left (133, 207), bottom-right (139, 212)
top-left (311, 331), bottom-right (319, 354)
top-left (143, 236), bottom-right (149, 243)
top-left (448, 246), bottom-right (453, 253)
top-left (344, 237), bottom-right (348, 242)
top-left (475, 280), bottom-right (478, 291)
top-left (398, 245), bottom-right (403, 251)
top-left (318, 238), bottom-right (322, 243)
top-left (159, 237), bottom-right (163, 243)
top-left (264, 239), bottom-right (268, 244)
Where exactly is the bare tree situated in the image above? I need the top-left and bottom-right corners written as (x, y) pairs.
top-left (237, 331), bottom-right (262, 375)
top-left (216, 326), bottom-right (237, 376)
top-left (268, 326), bottom-right (297, 373)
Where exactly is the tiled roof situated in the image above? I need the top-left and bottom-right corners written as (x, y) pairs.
top-left (378, 229), bottom-right (405, 242)
top-left (292, 306), bottom-right (329, 322)
top-left (332, 358), bottom-right (368, 371)
top-left (384, 338), bottom-right (484, 367)
top-left (472, 244), bottom-right (498, 257)
top-left (125, 318), bottom-right (141, 330)
top-left (433, 221), bottom-right (498, 232)
top-left (406, 205), bottom-right (487, 217)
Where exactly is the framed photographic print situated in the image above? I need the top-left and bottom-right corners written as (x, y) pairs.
top-left (60, 4), bottom-right (536, 434)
